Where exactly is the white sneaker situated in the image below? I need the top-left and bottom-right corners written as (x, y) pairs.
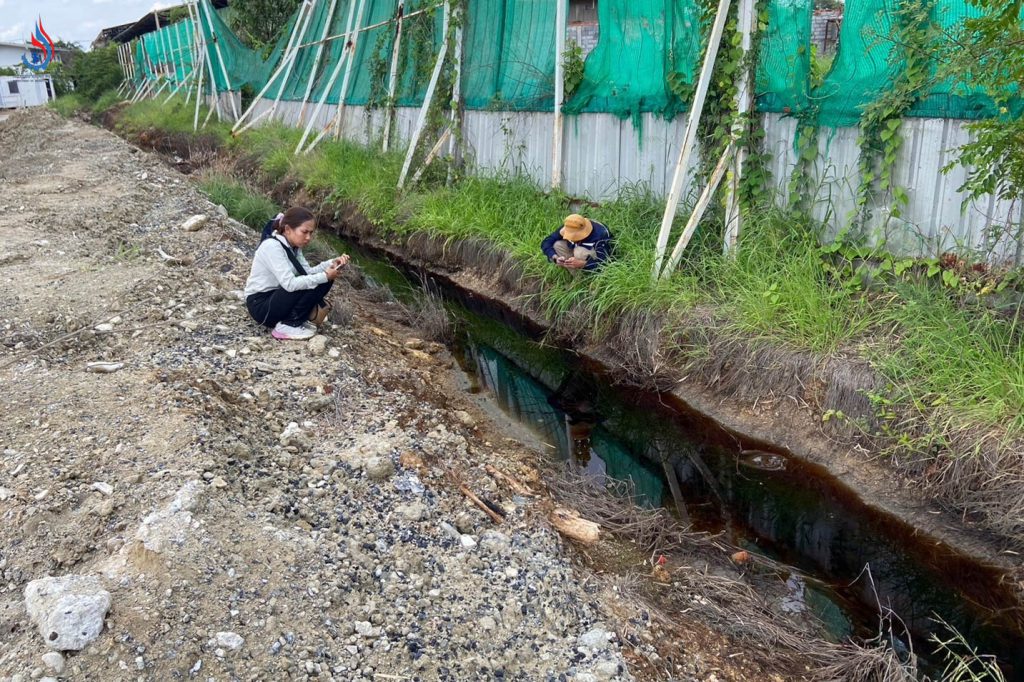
top-left (301, 321), bottom-right (318, 332)
top-left (271, 322), bottom-right (315, 340)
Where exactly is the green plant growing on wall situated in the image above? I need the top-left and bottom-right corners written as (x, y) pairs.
top-left (941, 0), bottom-right (1024, 211)
top-left (854, 0), bottom-right (937, 232)
top-left (228, 0), bottom-right (301, 55)
top-left (562, 39), bottom-right (585, 99)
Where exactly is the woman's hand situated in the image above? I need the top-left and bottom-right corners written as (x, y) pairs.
top-left (325, 254), bottom-right (350, 281)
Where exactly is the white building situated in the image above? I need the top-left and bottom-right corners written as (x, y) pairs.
top-left (0, 76), bottom-right (54, 108)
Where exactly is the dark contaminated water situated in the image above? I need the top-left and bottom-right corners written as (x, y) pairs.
top-left (326, 233), bottom-right (1024, 679)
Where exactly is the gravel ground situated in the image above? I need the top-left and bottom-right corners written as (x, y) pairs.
top-left (0, 110), bottom-right (641, 682)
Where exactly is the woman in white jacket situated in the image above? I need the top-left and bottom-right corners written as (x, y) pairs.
top-left (243, 207), bottom-right (350, 340)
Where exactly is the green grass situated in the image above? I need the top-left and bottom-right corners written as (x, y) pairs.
top-left (117, 96), bottom-right (231, 143)
top-left (49, 94), bottom-right (87, 118)
top-left (91, 90), bottom-right (124, 117)
top-left (198, 173), bottom-right (278, 230)
top-left (114, 98), bottom-right (1024, 435)
top-left (875, 284), bottom-right (1024, 433)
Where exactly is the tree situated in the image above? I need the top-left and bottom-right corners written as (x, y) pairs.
top-left (68, 45), bottom-right (123, 101)
top-left (227, 0), bottom-right (302, 54)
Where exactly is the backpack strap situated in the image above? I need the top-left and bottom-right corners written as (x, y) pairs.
top-left (273, 237), bottom-right (308, 276)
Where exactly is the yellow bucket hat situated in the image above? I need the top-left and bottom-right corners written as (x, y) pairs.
top-left (560, 214), bottom-right (593, 242)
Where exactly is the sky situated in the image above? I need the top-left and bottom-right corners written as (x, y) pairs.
top-left (0, 0), bottom-right (177, 49)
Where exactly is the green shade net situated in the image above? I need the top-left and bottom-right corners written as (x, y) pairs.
top-left (755, 0), bottom-right (812, 114)
top-left (462, 0), bottom-right (559, 110)
top-left (564, 0), bottom-right (702, 121)
top-left (134, 0), bottom-right (1021, 123)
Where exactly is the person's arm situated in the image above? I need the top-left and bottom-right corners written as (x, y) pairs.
top-left (583, 227), bottom-right (613, 271)
top-left (540, 228), bottom-right (562, 262)
top-left (256, 241), bottom-right (328, 292)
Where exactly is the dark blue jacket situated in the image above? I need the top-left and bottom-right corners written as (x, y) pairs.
top-left (540, 220), bottom-right (614, 271)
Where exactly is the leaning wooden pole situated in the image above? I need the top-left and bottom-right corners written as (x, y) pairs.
top-left (268, 0), bottom-right (318, 119)
top-left (298, 0), bottom-right (340, 126)
top-left (722, 0), bottom-right (758, 255)
top-left (327, 0), bottom-right (370, 142)
top-left (231, 0), bottom-right (311, 132)
top-left (652, 0), bottom-right (732, 280)
top-left (198, 0), bottom-right (240, 119)
top-left (398, 0), bottom-right (451, 189)
top-left (445, 7), bottom-right (464, 186)
top-left (661, 144), bottom-right (736, 278)
top-left (294, 0), bottom-right (361, 153)
top-left (551, 0), bottom-right (567, 191)
top-left (381, 2), bottom-right (405, 152)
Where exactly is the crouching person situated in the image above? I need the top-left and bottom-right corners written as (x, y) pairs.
top-left (244, 206), bottom-right (350, 340)
top-left (540, 214), bottom-right (614, 272)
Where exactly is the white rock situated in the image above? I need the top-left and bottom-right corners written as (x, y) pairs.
top-left (327, 348), bottom-right (341, 358)
top-left (91, 482), bottom-right (114, 496)
top-left (135, 480), bottom-right (204, 554)
top-left (0, 486), bottom-right (13, 501)
top-left (41, 652), bottom-right (64, 674)
top-left (24, 575), bottom-right (112, 651)
top-left (459, 534), bottom-right (477, 549)
top-left (181, 215), bottom-right (208, 232)
top-left (94, 323), bottom-right (114, 333)
top-left (578, 627), bottom-right (611, 649)
top-left (308, 335), bottom-right (328, 357)
top-left (215, 631), bottom-right (244, 650)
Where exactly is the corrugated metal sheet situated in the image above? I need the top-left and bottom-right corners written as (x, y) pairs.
top-left (249, 97), bottom-right (1023, 262)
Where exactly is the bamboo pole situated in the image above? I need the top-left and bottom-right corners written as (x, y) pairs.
top-left (651, 0), bottom-right (733, 280)
top-left (294, 0), bottom-right (361, 153)
top-left (327, 0), bottom-right (370, 142)
top-left (660, 144), bottom-right (735, 278)
top-left (551, 0), bottom-right (567, 190)
top-left (193, 45), bottom-right (207, 129)
top-left (723, 0), bottom-right (758, 255)
top-left (231, 0), bottom-right (311, 133)
top-left (381, 2), bottom-right (405, 152)
top-left (192, 1), bottom-right (207, 130)
top-left (198, 0), bottom-right (240, 119)
top-left (409, 125), bottom-right (451, 187)
top-left (445, 8), bottom-right (463, 186)
top-left (194, 0), bottom-right (224, 121)
top-left (268, 0), bottom-right (318, 118)
top-left (398, 0), bottom-right (451, 189)
top-left (298, 0), bottom-right (340, 126)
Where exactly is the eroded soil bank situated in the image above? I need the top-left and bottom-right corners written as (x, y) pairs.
top-left (0, 110), bottom-right (829, 681)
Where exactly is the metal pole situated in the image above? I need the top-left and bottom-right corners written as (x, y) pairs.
top-left (381, 2), bottom-right (405, 152)
top-left (551, 0), bottom-right (567, 190)
top-left (295, 0), bottom-right (361, 153)
top-left (652, 0), bottom-right (733, 280)
top-left (298, 0), bottom-right (340, 126)
top-left (398, 0), bottom-right (451, 189)
top-left (723, 0), bottom-right (758, 255)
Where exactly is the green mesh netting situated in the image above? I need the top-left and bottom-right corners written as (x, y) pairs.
top-left (755, 0), bottom-right (812, 114)
top-left (461, 0), bottom-right (559, 110)
top-left (563, 0), bottom-right (702, 121)
top-left (132, 0), bottom-right (1021, 124)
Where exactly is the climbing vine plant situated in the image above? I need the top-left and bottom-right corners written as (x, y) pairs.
top-left (665, 0), bottom-right (773, 227)
top-left (853, 0), bottom-right (937, 232)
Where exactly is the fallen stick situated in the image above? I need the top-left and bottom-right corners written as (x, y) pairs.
top-left (549, 507), bottom-right (600, 544)
top-left (485, 464), bottom-right (536, 497)
top-left (459, 484), bottom-right (504, 524)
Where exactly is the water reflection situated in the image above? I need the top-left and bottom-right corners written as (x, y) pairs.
top-left (462, 328), bottom-right (1022, 676)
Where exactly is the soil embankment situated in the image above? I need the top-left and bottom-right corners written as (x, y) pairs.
top-left (0, 111), bottom-right (803, 680)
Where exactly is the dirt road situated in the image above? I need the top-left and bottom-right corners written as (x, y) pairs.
top-left (0, 109), bottom-right (809, 681)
